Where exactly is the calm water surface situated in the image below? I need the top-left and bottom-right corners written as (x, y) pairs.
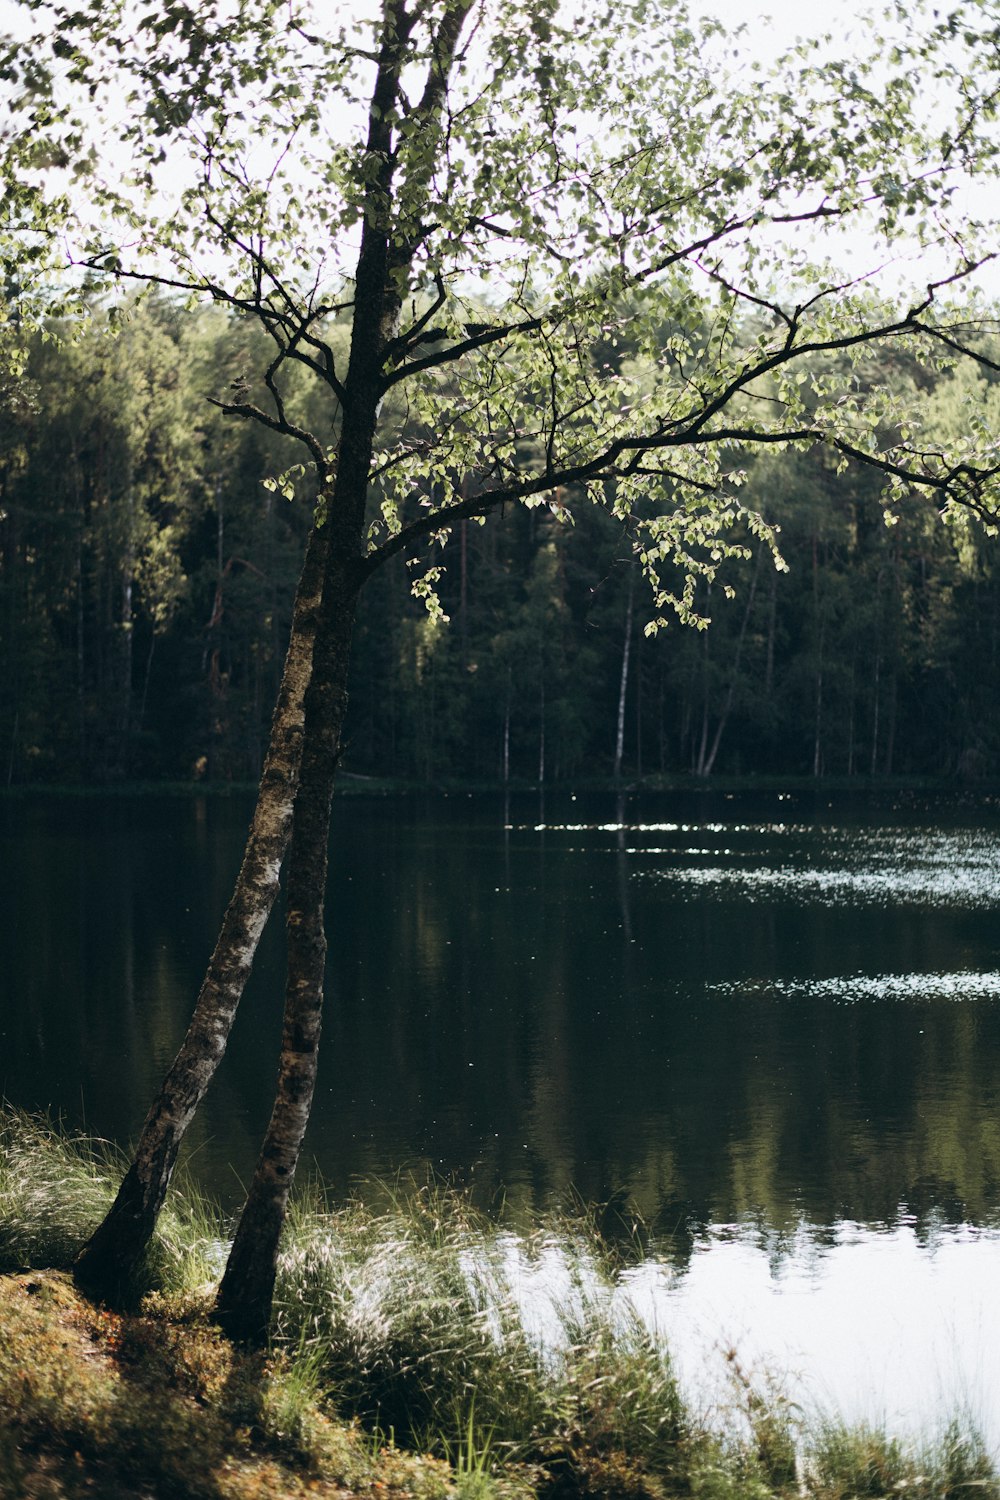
top-left (4, 787), bottom-right (1000, 1436)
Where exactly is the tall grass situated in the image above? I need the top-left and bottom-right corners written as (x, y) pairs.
top-left (270, 1182), bottom-right (721, 1496)
top-left (805, 1416), bottom-right (998, 1500)
top-left (0, 1107), bottom-right (221, 1296)
top-left (2, 1112), bottom-right (998, 1500)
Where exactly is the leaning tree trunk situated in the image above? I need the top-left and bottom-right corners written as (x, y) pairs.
top-left (213, 0), bottom-right (469, 1342)
top-left (73, 520), bottom-right (330, 1302)
top-left (216, 525), bottom-right (363, 1342)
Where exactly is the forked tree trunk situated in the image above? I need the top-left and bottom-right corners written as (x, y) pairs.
top-left (216, 524), bottom-right (365, 1341)
top-left (73, 520), bottom-right (329, 1301)
top-left (85, 0), bottom-right (468, 1329)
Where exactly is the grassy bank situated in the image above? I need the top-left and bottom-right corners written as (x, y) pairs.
top-left (1, 1111), bottom-right (996, 1500)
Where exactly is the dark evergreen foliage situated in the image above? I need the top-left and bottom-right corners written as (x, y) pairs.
top-left (3, 299), bottom-right (998, 786)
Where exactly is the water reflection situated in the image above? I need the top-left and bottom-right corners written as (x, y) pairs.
top-left (3, 790), bottom-right (1000, 1226)
top-left (5, 786), bottom-right (1000, 1428)
top-left (470, 1215), bottom-right (1000, 1444)
top-left (648, 1218), bottom-right (1000, 1443)
top-left (4, 788), bottom-right (1000, 1431)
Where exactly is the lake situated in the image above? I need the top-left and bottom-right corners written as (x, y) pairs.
top-left (4, 786), bottom-right (1000, 1438)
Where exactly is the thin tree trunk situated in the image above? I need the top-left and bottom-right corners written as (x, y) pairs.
top-left (6, 709), bottom-right (17, 789)
top-left (870, 651), bottom-right (881, 776)
top-left (76, 488), bottom-right (86, 767)
top-left (765, 568), bottom-right (776, 699)
top-left (635, 622), bottom-right (643, 781)
top-left (538, 667), bottom-right (545, 785)
top-left (614, 569), bottom-right (635, 781)
top-left (811, 530), bottom-right (823, 778)
top-left (502, 668), bottom-right (511, 783)
top-left (883, 672), bottom-right (897, 775)
top-left (694, 583), bottom-right (711, 775)
top-left (138, 634), bottom-right (156, 733)
top-left (459, 507), bottom-right (468, 665)
top-left (73, 520), bottom-right (329, 1301)
top-left (870, 567), bottom-right (883, 776)
top-left (658, 660), bottom-right (666, 774)
top-left (213, 0), bottom-right (420, 1311)
top-left (702, 546), bottom-right (762, 777)
top-left (812, 650), bottom-right (824, 778)
top-left (100, 0), bottom-right (467, 1331)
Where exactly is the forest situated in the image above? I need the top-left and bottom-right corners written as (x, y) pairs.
top-left (2, 295), bottom-right (999, 789)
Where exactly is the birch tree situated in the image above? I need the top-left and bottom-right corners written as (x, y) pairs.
top-left (8, 0), bottom-right (1000, 1329)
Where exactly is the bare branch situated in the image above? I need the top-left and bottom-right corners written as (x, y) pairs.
top-left (207, 396), bottom-right (327, 472)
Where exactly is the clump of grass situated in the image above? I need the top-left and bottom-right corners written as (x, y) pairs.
top-left (804, 1415), bottom-right (1000, 1500)
top-left (0, 1106), bottom-right (224, 1297)
top-left (272, 1181), bottom-right (714, 1498)
top-left (929, 1419), bottom-right (999, 1498)
top-left (438, 1405), bottom-right (498, 1500)
top-left (0, 1108), bottom-right (120, 1272)
top-left (720, 1347), bottom-right (800, 1491)
top-left (262, 1324), bottom-right (333, 1452)
top-left (809, 1420), bottom-right (910, 1498)
top-left (274, 1181), bottom-right (559, 1453)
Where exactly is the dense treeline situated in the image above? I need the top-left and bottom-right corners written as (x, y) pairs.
top-left (2, 298), bottom-right (999, 786)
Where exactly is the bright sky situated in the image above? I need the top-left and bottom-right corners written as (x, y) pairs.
top-left (1, 0), bottom-right (995, 299)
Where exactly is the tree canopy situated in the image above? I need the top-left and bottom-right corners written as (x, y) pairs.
top-left (4, 0), bottom-right (1000, 600)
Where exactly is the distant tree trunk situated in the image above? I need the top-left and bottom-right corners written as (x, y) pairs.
top-left (869, 650), bottom-right (881, 775)
top-left (207, 487), bottom-right (227, 776)
top-left (118, 497), bottom-right (135, 775)
top-left (2, 489), bottom-right (22, 785)
top-left (459, 508), bottom-right (468, 664)
top-left (6, 709), bottom-right (17, 789)
top-left (693, 583), bottom-right (711, 775)
top-left (702, 547), bottom-right (761, 778)
top-left (138, 634), bottom-right (156, 734)
top-left (882, 539), bottom-right (900, 775)
top-left (75, 473), bottom-right (86, 768)
top-left (502, 668), bottom-right (511, 783)
top-left (765, 568), bottom-right (776, 699)
top-left (635, 622), bottom-right (643, 780)
top-left (614, 569), bottom-right (635, 781)
top-left (870, 567), bottom-right (883, 776)
top-left (811, 530), bottom-right (824, 778)
top-left (657, 660), bottom-right (667, 774)
top-left (538, 667), bottom-right (546, 785)
top-left (812, 647), bottom-right (824, 777)
top-left (883, 672), bottom-right (897, 775)
top-left (73, 519), bottom-right (329, 1302)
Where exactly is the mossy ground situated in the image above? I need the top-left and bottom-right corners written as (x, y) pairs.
top-left (0, 1269), bottom-right (464, 1500)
